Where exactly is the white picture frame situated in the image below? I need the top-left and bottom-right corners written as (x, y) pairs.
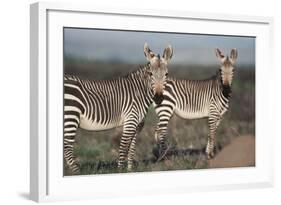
top-left (30, 2), bottom-right (274, 202)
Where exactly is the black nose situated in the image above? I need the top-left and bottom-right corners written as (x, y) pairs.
top-left (153, 93), bottom-right (164, 104)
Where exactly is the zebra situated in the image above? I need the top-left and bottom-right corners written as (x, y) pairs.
top-left (64, 43), bottom-right (173, 174)
top-left (154, 48), bottom-right (238, 159)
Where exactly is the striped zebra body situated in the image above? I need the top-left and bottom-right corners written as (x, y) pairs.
top-left (154, 75), bottom-right (230, 158)
top-left (154, 48), bottom-right (238, 159)
top-left (65, 71), bottom-right (152, 130)
top-left (64, 67), bottom-right (153, 173)
top-left (64, 43), bottom-right (173, 174)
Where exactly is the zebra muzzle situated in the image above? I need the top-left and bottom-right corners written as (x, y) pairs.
top-left (153, 93), bottom-right (164, 104)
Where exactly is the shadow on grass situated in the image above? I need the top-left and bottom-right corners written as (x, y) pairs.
top-left (79, 145), bottom-right (223, 174)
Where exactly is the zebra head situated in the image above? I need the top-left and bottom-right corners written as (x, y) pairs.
top-left (215, 48), bottom-right (238, 86)
top-left (144, 43), bottom-right (173, 104)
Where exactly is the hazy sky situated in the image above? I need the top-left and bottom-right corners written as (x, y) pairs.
top-left (64, 28), bottom-right (255, 66)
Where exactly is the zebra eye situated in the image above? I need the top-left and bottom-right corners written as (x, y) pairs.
top-left (165, 72), bottom-right (168, 76)
top-left (148, 72), bottom-right (153, 76)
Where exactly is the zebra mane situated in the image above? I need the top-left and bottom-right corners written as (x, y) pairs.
top-left (124, 64), bottom-right (149, 79)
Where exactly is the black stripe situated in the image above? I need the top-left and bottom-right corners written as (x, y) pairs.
top-left (156, 103), bottom-right (174, 112)
top-left (64, 84), bottom-right (87, 107)
top-left (221, 84), bottom-right (232, 99)
top-left (64, 99), bottom-right (85, 114)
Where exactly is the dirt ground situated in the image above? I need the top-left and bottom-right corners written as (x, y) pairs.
top-left (209, 135), bottom-right (255, 168)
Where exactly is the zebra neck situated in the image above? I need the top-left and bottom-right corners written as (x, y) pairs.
top-left (128, 67), bottom-right (154, 102)
top-left (221, 84), bottom-right (231, 99)
top-left (217, 70), bottom-right (232, 99)
top-left (216, 75), bottom-right (232, 99)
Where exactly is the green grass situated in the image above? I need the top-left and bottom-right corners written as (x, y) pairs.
top-left (64, 62), bottom-right (255, 175)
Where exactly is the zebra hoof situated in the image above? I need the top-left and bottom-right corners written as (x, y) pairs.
top-left (117, 161), bottom-right (126, 171)
top-left (152, 144), bottom-right (169, 161)
top-left (72, 169), bottom-right (80, 175)
top-left (127, 165), bottom-right (133, 172)
top-left (70, 165), bottom-right (81, 175)
top-left (152, 146), bottom-right (161, 159)
top-left (206, 151), bottom-right (215, 160)
top-left (157, 150), bottom-right (169, 162)
top-left (65, 158), bottom-right (81, 175)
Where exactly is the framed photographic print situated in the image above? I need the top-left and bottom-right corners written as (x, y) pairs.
top-left (30, 2), bottom-right (274, 202)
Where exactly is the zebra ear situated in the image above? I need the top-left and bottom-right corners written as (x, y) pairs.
top-left (163, 45), bottom-right (173, 62)
top-left (144, 42), bottom-right (155, 61)
top-left (215, 48), bottom-right (225, 62)
top-left (230, 48), bottom-right (238, 64)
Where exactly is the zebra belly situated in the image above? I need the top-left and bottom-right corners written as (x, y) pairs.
top-left (79, 117), bottom-right (123, 131)
top-left (175, 108), bottom-right (209, 119)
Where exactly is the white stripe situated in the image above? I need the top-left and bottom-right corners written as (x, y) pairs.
top-left (163, 91), bottom-right (175, 101)
top-left (64, 83), bottom-right (80, 89)
top-left (64, 94), bottom-right (86, 111)
top-left (64, 127), bottom-right (77, 132)
top-left (64, 133), bottom-right (76, 137)
top-left (156, 108), bottom-right (172, 117)
top-left (64, 83), bottom-right (89, 117)
top-left (159, 116), bottom-right (171, 121)
top-left (65, 115), bottom-right (79, 123)
top-left (64, 105), bottom-right (82, 114)
top-left (64, 121), bottom-right (78, 127)
top-left (64, 138), bottom-right (75, 142)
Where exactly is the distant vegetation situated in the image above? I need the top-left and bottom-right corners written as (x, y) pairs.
top-left (64, 59), bottom-right (255, 175)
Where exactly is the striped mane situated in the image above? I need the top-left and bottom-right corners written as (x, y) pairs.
top-left (125, 64), bottom-right (149, 79)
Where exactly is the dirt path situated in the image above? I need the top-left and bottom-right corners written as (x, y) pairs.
top-left (209, 135), bottom-right (255, 168)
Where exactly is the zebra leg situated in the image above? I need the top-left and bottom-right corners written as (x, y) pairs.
top-left (127, 120), bottom-right (145, 170)
top-left (118, 122), bottom-right (137, 169)
top-left (206, 114), bottom-right (222, 159)
top-left (154, 121), bottom-right (170, 160)
top-left (154, 103), bottom-right (174, 160)
top-left (127, 135), bottom-right (137, 171)
top-left (64, 113), bottom-right (80, 174)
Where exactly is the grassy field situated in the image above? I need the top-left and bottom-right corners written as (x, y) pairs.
top-left (64, 60), bottom-right (255, 175)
